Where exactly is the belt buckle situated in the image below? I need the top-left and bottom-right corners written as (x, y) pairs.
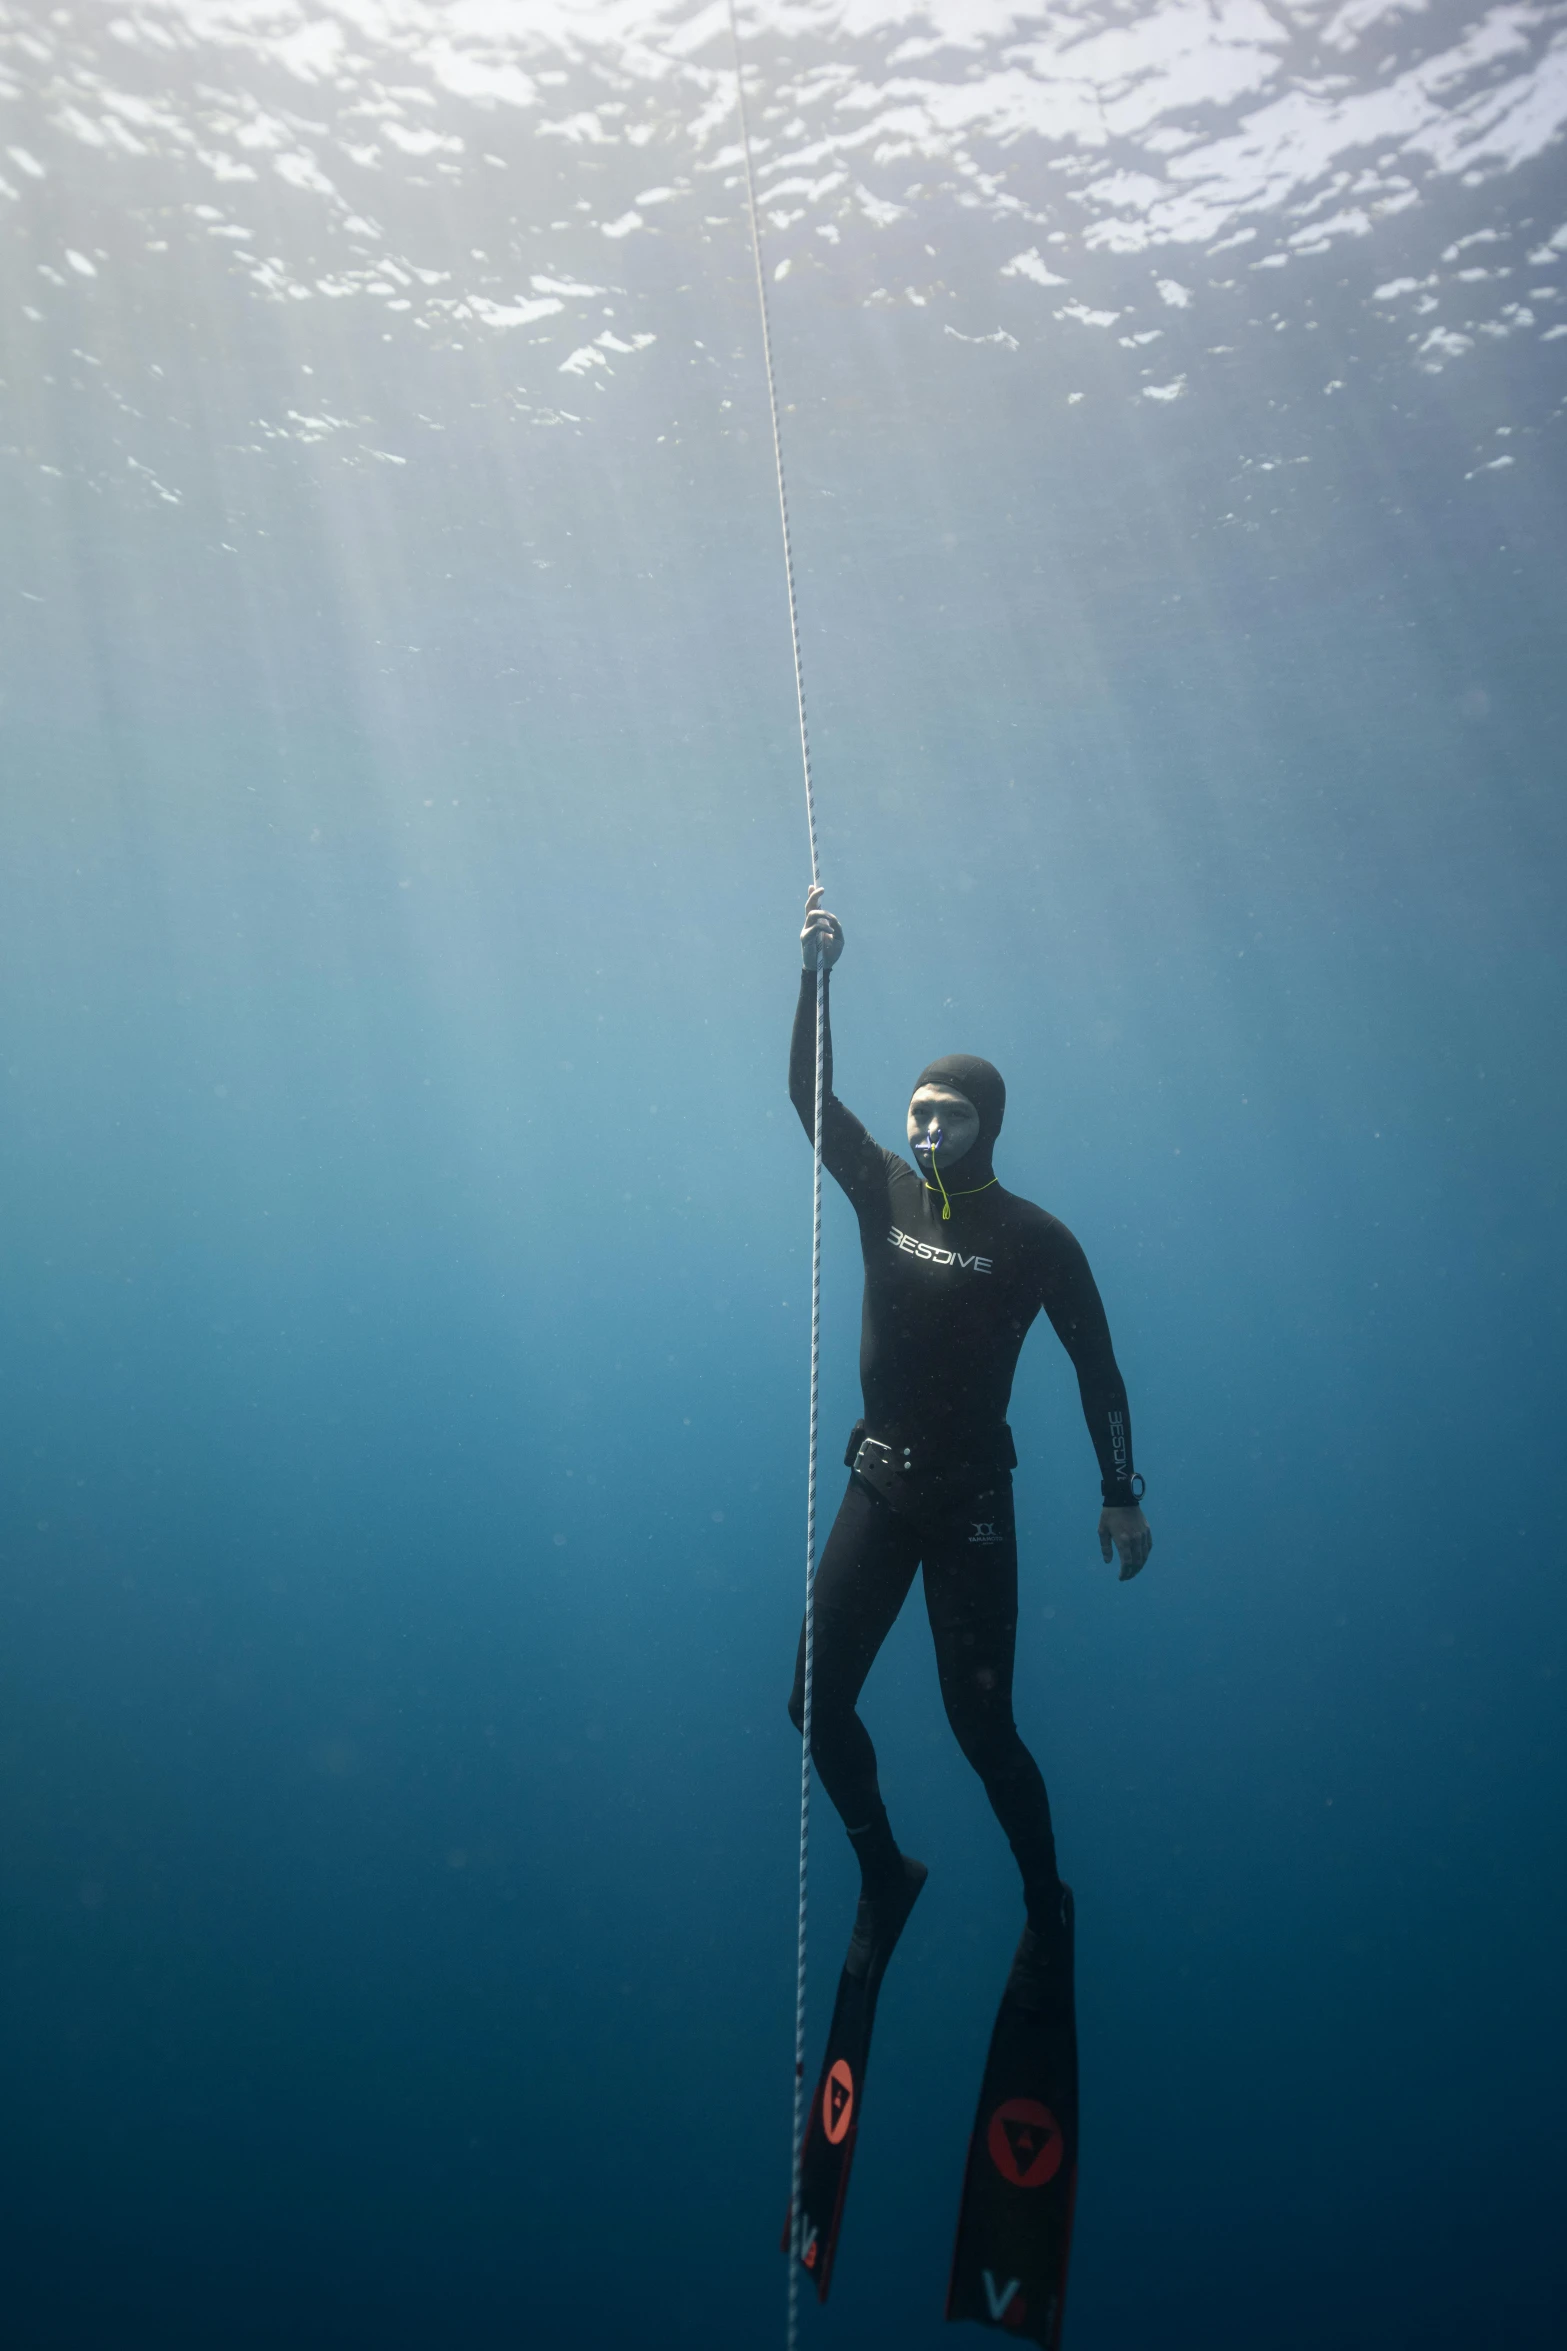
top-left (855, 1437), bottom-right (913, 1478)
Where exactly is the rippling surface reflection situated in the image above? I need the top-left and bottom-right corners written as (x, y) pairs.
top-left (4, 0), bottom-right (1565, 478)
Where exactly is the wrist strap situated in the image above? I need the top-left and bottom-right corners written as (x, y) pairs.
top-left (1102, 1473), bottom-right (1145, 1509)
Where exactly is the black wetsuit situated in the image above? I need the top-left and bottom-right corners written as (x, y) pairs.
top-left (787, 971), bottom-right (1139, 1921)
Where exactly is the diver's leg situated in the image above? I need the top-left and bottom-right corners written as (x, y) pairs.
top-left (922, 1480), bottom-right (1063, 1925)
top-left (789, 1477), bottom-right (922, 1903)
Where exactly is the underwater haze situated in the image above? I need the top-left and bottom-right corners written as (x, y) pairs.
top-left (2, 2), bottom-right (1565, 2345)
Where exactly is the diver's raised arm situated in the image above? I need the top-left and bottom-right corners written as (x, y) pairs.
top-left (788, 889), bottom-right (882, 1198)
top-left (790, 885), bottom-right (842, 1138)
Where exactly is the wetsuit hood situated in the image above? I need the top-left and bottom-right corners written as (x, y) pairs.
top-left (915, 1053), bottom-right (1006, 1163)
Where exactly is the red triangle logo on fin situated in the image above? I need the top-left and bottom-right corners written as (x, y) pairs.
top-left (987, 2097), bottom-right (1063, 2188)
top-left (823, 2058), bottom-right (855, 2146)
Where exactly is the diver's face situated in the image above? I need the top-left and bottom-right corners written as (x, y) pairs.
top-left (907, 1085), bottom-right (980, 1171)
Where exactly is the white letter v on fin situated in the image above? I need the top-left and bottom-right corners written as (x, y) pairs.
top-left (983, 2271), bottom-right (1020, 2320)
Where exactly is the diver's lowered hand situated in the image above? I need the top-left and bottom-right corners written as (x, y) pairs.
top-left (801, 882), bottom-right (844, 971)
top-left (1098, 1506), bottom-right (1152, 1582)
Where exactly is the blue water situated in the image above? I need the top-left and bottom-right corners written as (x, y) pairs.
top-left (2, 5), bottom-right (1564, 2345)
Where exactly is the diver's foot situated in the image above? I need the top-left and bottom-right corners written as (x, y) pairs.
top-left (846, 1855), bottom-right (929, 1983)
top-left (1009, 1882), bottom-right (1074, 2010)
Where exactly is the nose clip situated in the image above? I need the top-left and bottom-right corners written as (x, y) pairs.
top-left (915, 1117), bottom-right (952, 1216)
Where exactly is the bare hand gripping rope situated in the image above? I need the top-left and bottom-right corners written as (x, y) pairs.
top-left (724, 10), bottom-right (823, 2349)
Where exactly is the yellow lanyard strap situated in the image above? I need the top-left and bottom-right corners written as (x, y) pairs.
top-left (924, 1173), bottom-right (998, 1223)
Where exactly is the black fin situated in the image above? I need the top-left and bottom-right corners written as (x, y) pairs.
top-left (784, 1859), bottom-right (927, 2301)
top-left (945, 1886), bottom-right (1078, 2347)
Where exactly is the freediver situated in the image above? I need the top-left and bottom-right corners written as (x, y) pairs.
top-left (788, 883), bottom-right (1152, 1986)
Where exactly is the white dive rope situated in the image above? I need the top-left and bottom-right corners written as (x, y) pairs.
top-left (725, 9), bottom-right (822, 2348)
